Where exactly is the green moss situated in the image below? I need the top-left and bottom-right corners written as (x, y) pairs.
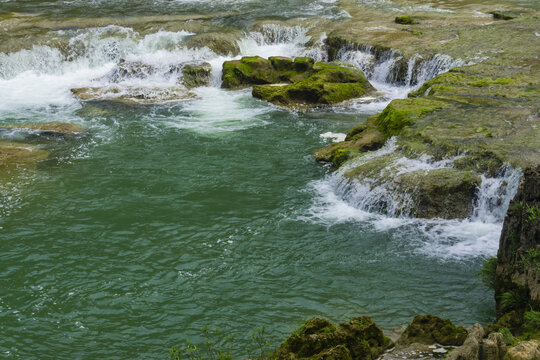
top-left (395, 16), bottom-right (418, 25)
top-left (332, 149), bottom-right (352, 167)
top-left (479, 257), bottom-right (498, 290)
top-left (376, 98), bottom-right (449, 136)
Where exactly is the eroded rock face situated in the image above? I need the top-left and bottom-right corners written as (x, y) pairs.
top-left (398, 314), bottom-right (468, 347)
top-left (495, 165), bottom-right (540, 314)
top-left (273, 316), bottom-right (393, 360)
top-left (447, 323), bottom-right (484, 360)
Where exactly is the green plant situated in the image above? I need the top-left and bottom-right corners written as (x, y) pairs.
top-left (523, 309), bottom-right (540, 332)
top-left (498, 327), bottom-right (514, 345)
top-left (519, 248), bottom-right (540, 273)
top-left (524, 204), bottom-right (539, 223)
top-left (478, 257), bottom-right (497, 289)
top-left (250, 326), bottom-right (272, 360)
top-left (500, 289), bottom-right (528, 312)
top-left (170, 327), bottom-right (234, 360)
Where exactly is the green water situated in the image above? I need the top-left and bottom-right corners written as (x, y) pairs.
top-left (0, 92), bottom-right (495, 358)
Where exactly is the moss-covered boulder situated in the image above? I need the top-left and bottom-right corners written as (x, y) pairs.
top-left (181, 62), bottom-right (212, 88)
top-left (398, 314), bottom-right (468, 346)
top-left (273, 316), bottom-right (393, 360)
top-left (253, 61), bottom-right (375, 106)
top-left (221, 56), bottom-right (278, 89)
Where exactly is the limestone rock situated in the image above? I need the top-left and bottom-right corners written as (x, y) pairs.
top-left (71, 86), bottom-right (195, 105)
top-left (447, 323), bottom-right (484, 360)
top-left (184, 32), bottom-right (240, 56)
top-left (481, 333), bottom-right (507, 360)
top-left (504, 340), bottom-right (540, 360)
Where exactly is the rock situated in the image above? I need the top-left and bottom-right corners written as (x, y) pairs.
top-left (495, 165), bottom-right (540, 314)
top-left (398, 314), bottom-right (468, 346)
top-left (394, 168), bottom-right (481, 219)
top-left (107, 59), bottom-right (160, 82)
top-left (181, 62), bottom-right (212, 88)
top-left (481, 332), bottom-right (507, 360)
top-left (0, 141), bottom-right (49, 167)
top-left (447, 323), bottom-right (484, 360)
top-left (0, 122), bottom-right (85, 138)
top-left (71, 86), bottom-right (196, 105)
top-left (504, 340), bottom-right (540, 360)
top-left (395, 16), bottom-right (419, 25)
top-left (273, 316), bottom-right (393, 360)
top-left (184, 32), bottom-right (241, 56)
top-left (221, 56), bottom-right (278, 89)
top-left (490, 11), bottom-right (518, 20)
top-left (253, 61), bottom-right (375, 106)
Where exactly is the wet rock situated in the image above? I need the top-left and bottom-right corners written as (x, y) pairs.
top-left (184, 32), bottom-right (240, 56)
top-left (0, 122), bottom-right (85, 139)
top-left (398, 315), bottom-right (468, 346)
top-left (490, 11), bottom-right (518, 20)
top-left (181, 62), bottom-right (212, 88)
top-left (273, 316), bottom-right (393, 360)
top-left (495, 165), bottom-right (540, 314)
top-left (107, 59), bottom-right (159, 82)
top-left (394, 168), bottom-right (481, 219)
top-left (447, 323), bottom-right (484, 360)
top-left (71, 86), bottom-right (196, 105)
top-left (504, 340), bottom-right (540, 360)
top-left (221, 56), bottom-right (278, 89)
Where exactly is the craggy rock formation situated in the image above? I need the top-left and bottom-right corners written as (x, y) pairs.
top-left (397, 314), bottom-right (467, 346)
top-left (495, 165), bottom-right (540, 314)
top-left (221, 56), bottom-right (375, 106)
top-left (273, 316), bottom-right (393, 360)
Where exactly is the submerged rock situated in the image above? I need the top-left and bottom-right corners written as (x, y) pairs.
top-left (1, 122), bottom-right (85, 139)
top-left (395, 16), bottom-right (419, 25)
top-left (398, 314), bottom-right (467, 346)
top-left (181, 62), bottom-right (212, 88)
top-left (0, 141), bottom-right (49, 167)
top-left (273, 316), bottom-right (393, 360)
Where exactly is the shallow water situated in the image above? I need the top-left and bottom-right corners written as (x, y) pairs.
top-left (0, 2), bottom-right (521, 359)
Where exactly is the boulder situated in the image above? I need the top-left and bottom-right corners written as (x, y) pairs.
top-left (504, 340), bottom-right (540, 360)
top-left (398, 314), bottom-right (468, 346)
top-left (273, 316), bottom-right (393, 360)
top-left (181, 62), bottom-right (212, 88)
top-left (221, 56), bottom-right (278, 89)
top-left (71, 86), bottom-right (196, 105)
top-left (481, 332), bottom-right (507, 360)
top-left (252, 61), bottom-right (375, 106)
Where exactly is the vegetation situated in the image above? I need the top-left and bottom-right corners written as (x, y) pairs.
top-left (478, 257), bottom-right (497, 289)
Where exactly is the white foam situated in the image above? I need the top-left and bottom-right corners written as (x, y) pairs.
top-left (320, 132), bottom-right (346, 142)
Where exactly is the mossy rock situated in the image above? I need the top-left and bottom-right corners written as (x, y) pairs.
top-left (274, 316), bottom-right (393, 360)
top-left (253, 61), bottom-right (375, 106)
top-left (376, 98), bottom-right (450, 137)
top-left (490, 11), bottom-right (518, 20)
top-left (182, 62), bottom-right (212, 88)
top-left (221, 56), bottom-right (278, 89)
top-left (395, 16), bottom-right (419, 25)
top-left (398, 315), bottom-right (468, 346)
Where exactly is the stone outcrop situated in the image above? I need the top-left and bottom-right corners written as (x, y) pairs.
top-left (273, 316), bottom-right (393, 360)
top-left (495, 165), bottom-right (540, 314)
top-left (71, 86), bottom-right (195, 105)
top-left (398, 314), bottom-right (467, 346)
